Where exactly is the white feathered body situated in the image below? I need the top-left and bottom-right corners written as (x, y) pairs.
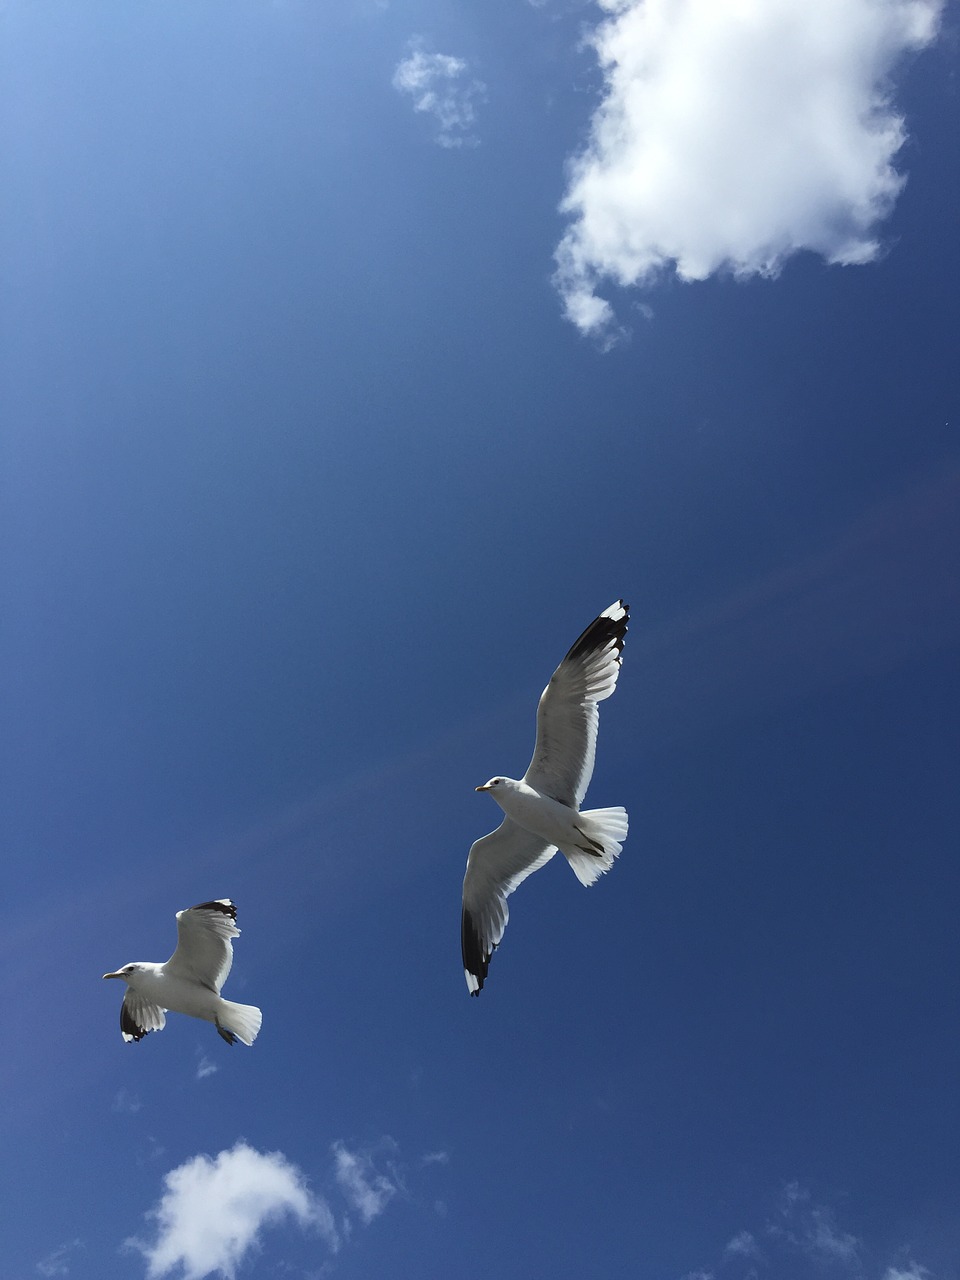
top-left (104, 899), bottom-right (263, 1045)
top-left (128, 965), bottom-right (224, 1022)
top-left (128, 963), bottom-right (213, 1017)
top-left (461, 601), bottom-right (631, 993)
top-left (487, 777), bottom-right (628, 887)
top-left (120, 964), bottom-right (262, 1045)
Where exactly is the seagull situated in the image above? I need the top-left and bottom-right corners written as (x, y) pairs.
top-left (103, 899), bottom-right (262, 1045)
top-left (461, 600), bottom-right (629, 995)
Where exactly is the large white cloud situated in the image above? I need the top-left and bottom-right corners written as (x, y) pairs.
top-left (128, 1142), bottom-right (337, 1280)
top-left (554, 0), bottom-right (943, 338)
top-left (127, 1138), bottom-right (418, 1279)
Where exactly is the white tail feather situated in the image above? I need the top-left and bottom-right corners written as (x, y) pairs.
top-left (561, 806), bottom-right (628, 887)
top-left (218, 1000), bottom-right (262, 1046)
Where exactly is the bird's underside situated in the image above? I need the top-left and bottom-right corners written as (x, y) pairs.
top-left (461, 600), bottom-right (629, 994)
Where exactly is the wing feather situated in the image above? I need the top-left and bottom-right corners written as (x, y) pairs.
top-left (523, 600), bottom-right (628, 807)
top-left (461, 818), bottom-right (556, 995)
top-left (121, 992), bottom-right (166, 1042)
top-left (163, 899), bottom-right (239, 993)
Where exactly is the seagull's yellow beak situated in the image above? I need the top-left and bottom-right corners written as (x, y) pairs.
top-left (475, 784), bottom-right (491, 792)
top-left (102, 971), bottom-right (123, 980)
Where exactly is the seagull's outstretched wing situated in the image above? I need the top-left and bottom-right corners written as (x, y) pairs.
top-left (462, 819), bottom-right (557, 995)
top-left (163, 899), bottom-right (239, 993)
top-left (120, 992), bottom-right (166, 1042)
top-left (523, 600), bottom-right (628, 808)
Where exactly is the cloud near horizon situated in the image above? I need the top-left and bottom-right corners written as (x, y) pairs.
top-left (554, 0), bottom-right (943, 340)
top-left (393, 43), bottom-right (486, 148)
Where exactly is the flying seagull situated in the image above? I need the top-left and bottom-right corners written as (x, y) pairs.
top-left (461, 600), bottom-right (629, 994)
top-left (103, 899), bottom-right (262, 1045)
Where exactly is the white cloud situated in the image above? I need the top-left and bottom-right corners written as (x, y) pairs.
top-left (393, 42), bottom-right (486, 147)
top-left (195, 1053), bottom-right (218, 1081)
top-left (36, 1240), bottom-right (83, 1277)
top-left (128, 1138), bottom-right (425, 1279)
top-left (770, 1181), bottom-right (862, 1266)
top-left (806, 1206), bottom-right (861, 1264)
top-left (128, 1142), bottom-right (338, 1280)
top-left (112, 1088), bottom-right (142, 1114)
top-left (332, 1140), bottom-right (400, 1225)
top-left (725, 1231), bottom-right (761, 1259)
top-left (685, 1185), bottom-right (945, 1280)
top-left (420, 1149), bottom-right (450, 1166)
top-left (554, 0), bottom-right (943, 338)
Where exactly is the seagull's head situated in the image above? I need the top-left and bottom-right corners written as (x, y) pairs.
top-left (102, 963), bottom-right (140, 984)
top-left (476, 777), bottom-right (509, 794)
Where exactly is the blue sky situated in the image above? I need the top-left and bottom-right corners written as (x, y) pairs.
top-left (2, 1), bottom-right (959, 1278)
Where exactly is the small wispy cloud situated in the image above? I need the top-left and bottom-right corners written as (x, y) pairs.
top-left (420, 1150), bottom-right (449, 1166)
top-left (36, 1240), bottom-right (83, 1278)
top-left (112, 1088), bottom-right (142, 1114)
top-left (332, 1140), bottom-right (401, 1225)
top-left (725, 1231), bottom-right (761, 1260)
top-left (554, 0), bottom-right (943, 342)
top-left (770, 1181), bottom-right (861, 1268)
top-left (136, 1136), bottom-right (167, 1168)
top-left (195, 1053), bottom-right (218, 1081)
top-left (686, 1182), bottom-right (933, 1280)
top-left (392, 41), bottom-right (486, 147)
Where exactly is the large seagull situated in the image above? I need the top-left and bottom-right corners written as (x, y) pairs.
top-left (103, 899), bottom-right (262, 1045)
top-left (461, 600), bottom-right (629, 994)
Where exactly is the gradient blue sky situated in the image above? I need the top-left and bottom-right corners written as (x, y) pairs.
top-left (2, 2), bottom-right (959, 1279)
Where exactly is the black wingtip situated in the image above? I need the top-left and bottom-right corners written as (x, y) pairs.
top-left (461, 908), bottom-right (489, 995)
top-left (189, 899), bottom-right (237, 919)
top-left (563, 600), bottom-right (629, 667)
top-left (120, 1004), bottom-right (150, 1043)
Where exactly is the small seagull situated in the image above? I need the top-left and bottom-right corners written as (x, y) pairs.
top-left (461, 600), bottom-right (629, 994)
top-left (103, 899), bottom-right (262, 1045)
